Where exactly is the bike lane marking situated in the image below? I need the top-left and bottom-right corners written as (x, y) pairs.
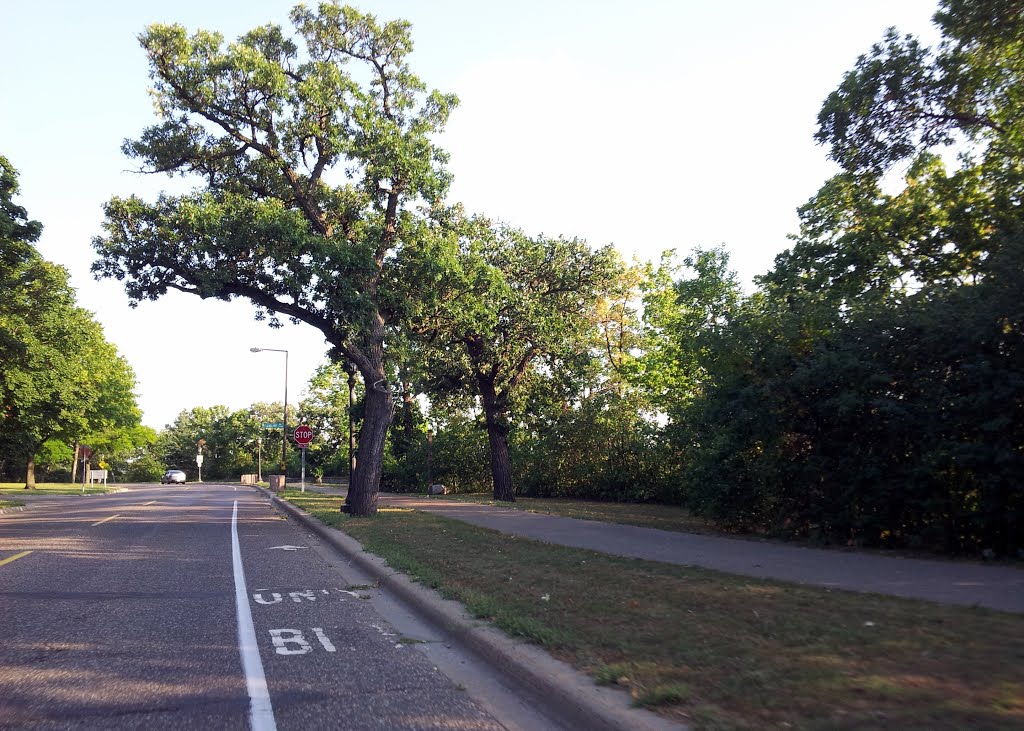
top-left (0, 550), bottom-right (32, 567)
top-left (232, 499), bottom-right (278, 731)
top-left (252, 587), bottom-right (359, 657)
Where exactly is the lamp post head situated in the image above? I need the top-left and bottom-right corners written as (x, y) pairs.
top-left (250, 347), bottom-right (263, 352)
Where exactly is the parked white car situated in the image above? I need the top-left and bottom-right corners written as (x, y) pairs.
top-left (161, 469), bottom-right (186, 484)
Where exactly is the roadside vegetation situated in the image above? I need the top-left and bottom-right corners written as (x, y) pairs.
top-left (281, 490), bottom-right (1024, 729)
top-left (0, 481), bottom-right (111, 508)
top-left (3, 3), bottom-right (1020, 726)
top-left (0, 483), bottom-right (109, 495)
top-left (434, 492), bottom-right (720, 535)
top-left (5, 2), bottom-right (1021, 555)
top-left (80, 0), bottom-right (1022, 556)
top-left (429, 493), bottom-right (1024, 564)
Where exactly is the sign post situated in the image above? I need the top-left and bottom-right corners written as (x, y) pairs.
top-left (292, 425), bottom-right (314, 493)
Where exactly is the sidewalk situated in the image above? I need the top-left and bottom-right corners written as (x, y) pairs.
top-left (376, 493), bottom-right (1024, 614)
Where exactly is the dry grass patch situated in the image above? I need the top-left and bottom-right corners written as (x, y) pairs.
top-left (281, 490), bottom-right (1024, 730)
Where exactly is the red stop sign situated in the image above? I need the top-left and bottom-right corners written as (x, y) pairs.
top-left (292, 425), bottom-right (314, 448)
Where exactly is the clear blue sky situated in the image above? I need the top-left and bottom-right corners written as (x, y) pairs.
top-left (1, 0), bottom-right (941, 430)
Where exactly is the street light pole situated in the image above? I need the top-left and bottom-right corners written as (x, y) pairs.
top-left (251, 347), bottom-right (289, 481)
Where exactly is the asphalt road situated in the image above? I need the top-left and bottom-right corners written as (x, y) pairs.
top-left (0, 484), bottom-right (503, 730)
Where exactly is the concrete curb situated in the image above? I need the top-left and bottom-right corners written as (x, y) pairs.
top-left (256, 487), bottom-right (683, 731)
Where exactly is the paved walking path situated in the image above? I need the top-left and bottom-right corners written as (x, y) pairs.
top-left (376, 494), bottom-right (1024, 614)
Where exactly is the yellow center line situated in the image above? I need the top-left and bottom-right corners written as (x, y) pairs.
top-left (0, 550), bottom-right (32, 567)
top-left (91, 514), bottom-right (120, 526)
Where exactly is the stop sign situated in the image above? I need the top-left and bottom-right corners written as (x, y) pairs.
top-left (292, 424), bottom-right (314, 448)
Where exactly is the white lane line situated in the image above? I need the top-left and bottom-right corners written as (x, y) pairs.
top-left (91, 514), bottom-right (120, 526)
top-left (232, 500), bottom-right (277, 731)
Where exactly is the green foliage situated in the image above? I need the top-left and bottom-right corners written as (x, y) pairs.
top-left (816, 0), bottom-right (1024, 177)
top-left (34, 439), bottom-right (74, 478)
top-left (0, 154), bottom-right (41, 269)
top-left (763, 157), bottom-right (1001, 315)
top-left (659, 4), bottom-right (1024, 556)
top-left (156, 402), bottom-right (298, 480)
top-left (425, 411), bottom-right (491, 494)
top-left (0, 155), bottom-right (142, 484)
top-left (92, 3), bottom-right (459, 512)
top-left (380, 389), bottom-right (427, 491)
top-left (299, 362), bottom-right (359, 479)
top-left (636, 247), bottom-right (742, 422)
top-left (409, 215), bottom-right (622, 500)
top-left (683, 236), bottom-right (1023, 554)
top-left (513, 389), bottom-right (677, 503)
top-left (116, 441), bottom-right (165, 483)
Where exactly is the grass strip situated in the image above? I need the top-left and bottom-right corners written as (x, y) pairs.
top-left (0, 500), bottom-right (23, 509)
top-left (429, 492), bottom-right (1018, 563)
top-left (433, 492), bottom-right (718, 534)
top-left (282, 490), bottom-right (1024, 730)
top-left (0, 483), bottom-right (109, 495)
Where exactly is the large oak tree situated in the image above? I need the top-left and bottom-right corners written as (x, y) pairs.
top-left (92, 3), bottom-right (457, 514)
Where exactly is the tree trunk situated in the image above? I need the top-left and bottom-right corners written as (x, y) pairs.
top-left (24, 455), bottom-right (37, 490)
top-left (480, 381), bottom-right (515, 502)
top-left (347, 367), bottom-right (357, 480)
top-left (345, 375), bottom-right (393, 515)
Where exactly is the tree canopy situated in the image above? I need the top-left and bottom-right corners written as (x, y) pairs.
top-left (410, 217), bottom-right (619, 501)
top-left (1, 155), bottom-right (142, 486)
top-left (674, 0), bottom-right (1024, 555)
top-left (817, 0), bottom-right (1024, 177)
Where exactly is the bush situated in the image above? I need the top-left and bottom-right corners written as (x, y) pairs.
top-left (681, 240), bottom-right (1024, 556)
top-left (426, 415), bottom-right (492, 494)
top-left (119, 453), bottom-right (165, 483)
top-left (513, 395), bottom-right (679, 503)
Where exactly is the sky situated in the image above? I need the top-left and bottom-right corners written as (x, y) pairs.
top-left (1, 0), bottom-right (943, 431)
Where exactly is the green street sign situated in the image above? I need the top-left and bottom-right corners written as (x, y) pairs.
top-left (263, 422), bottom-right (284, 429)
